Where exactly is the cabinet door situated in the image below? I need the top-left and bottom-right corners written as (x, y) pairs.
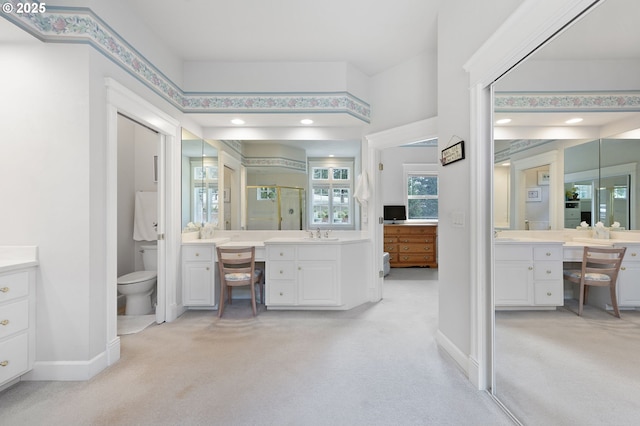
top-left (297, 261), bottom-right (339, 306)
top-left (183, 261), bottom-right (214, 306)
top-left (617, 263), bottom-right (640, 307)
top-left (495, 261), bottom-right (532, 306)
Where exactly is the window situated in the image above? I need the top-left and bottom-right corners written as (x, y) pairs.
top-left (404, 165), bottom-right (438, 220)
top-left (309, 160), bottom-right (354, 228)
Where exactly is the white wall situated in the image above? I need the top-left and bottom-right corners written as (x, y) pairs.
top-left (0, 43), bottom-right (92, 362)
top-left (369, 51), bottom-right (438, 133)
top-left (437, 0), bottom-right (523, 361)
top-left (381, 146), bottom-right (439, 205)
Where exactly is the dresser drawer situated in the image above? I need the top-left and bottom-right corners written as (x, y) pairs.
top-left (0, 332), bottom-right (29, 384)
top-left (384, 243), bottom-right (398, 253)
top-left (397, 236), bottom-right (435, 244)
top-left (268, 246), bottom-right (295, 261)
top-left (397, 243), bottom-right (435, 253)
top-left (396, 253), bottom-right (436, 264)
top-left (183, 245), bottom-right (213, 262)
top-left (268, 262), bottom-right (296, 280)
top-left (0, 299), bottom-right (29, 340)
top-left (0, 271), bottom-right (29, 304)
top-left (383, 237), bottom-right (397, 244)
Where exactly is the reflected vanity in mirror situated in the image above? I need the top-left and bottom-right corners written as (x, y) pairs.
top-left (181, 134), bottom-right (361, 235)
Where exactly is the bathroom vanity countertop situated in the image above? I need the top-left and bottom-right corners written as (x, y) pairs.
top-left (265, 237), bottom-right (370, 244)
top-left (182, 237), bottom-right (231, 245)
top-left (0, 246), bottom-right (39, 273)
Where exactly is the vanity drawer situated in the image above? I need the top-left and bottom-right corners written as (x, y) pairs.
top-left (0, 271), bottom-right (29, 304)
top-left (621, 245), bottom-right (640, 262)
top-left (533, 261), bottom-right (562, 280)
top-left (495, 245), bottom-right (531, 261)
top-left (267, 281), bottom-right (296, 305)
top-left (183, 245), bottom-right (213, 262)
top-left (268, 246), bottom-right (295, 261)
top-left (0, 299), bottom-right (29, 339)
top-left (0, 332), bottom-right (29, 384)
top-left (534, 246), bottom-right (563, 261)
top-left (268, 262), bottom-right (296, 280)
top-left (534, 282), bottom-right (563, 305)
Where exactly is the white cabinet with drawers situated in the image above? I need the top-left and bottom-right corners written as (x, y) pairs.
top-left (265, 240), bottom-right (368, 310)
top-left (495, 242), bottom-right (563, 309)
top-left (0, 266), bottom-right (36, 390)
top-left (182, 244), bottom-right (216, 307)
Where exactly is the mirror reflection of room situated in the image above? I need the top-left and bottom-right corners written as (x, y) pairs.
top-left (491, 0), bottom-right (640, 424)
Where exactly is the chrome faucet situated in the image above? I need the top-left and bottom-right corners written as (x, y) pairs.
top-left (308, 230), bottom-right (314, 238)
top-left (324, 229), bottom-right (331, 239)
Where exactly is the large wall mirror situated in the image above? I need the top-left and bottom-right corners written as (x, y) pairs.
top-left (491, 0), bottom-right (640, 423)
top-left (181, 133), bottom-right (362, 233)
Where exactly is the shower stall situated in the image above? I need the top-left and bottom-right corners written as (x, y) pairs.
top-left (246, 186), bottom-right (306, 230)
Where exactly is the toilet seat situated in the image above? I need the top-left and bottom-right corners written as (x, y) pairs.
top-left (117, 270), bottom-right (157, 285)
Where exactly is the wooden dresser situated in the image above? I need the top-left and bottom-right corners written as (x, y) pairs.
top-left (384, 224), bottom-right (438, 268)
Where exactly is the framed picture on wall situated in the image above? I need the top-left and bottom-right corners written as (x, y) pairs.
top-left (537, 171), bottom-right (550, 185)
top-left (526, 187), bottom-right (542, 202)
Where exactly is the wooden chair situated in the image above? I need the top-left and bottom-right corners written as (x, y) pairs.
top-left (216, 246), bottom-right (262, 317)
top-left (563, 246), bottom-right (626, 317)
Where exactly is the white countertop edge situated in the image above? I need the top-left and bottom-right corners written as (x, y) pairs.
top-left (182, 237), bottom-right (370, 246)
top-left (0, 246), bottom-right (39, 273)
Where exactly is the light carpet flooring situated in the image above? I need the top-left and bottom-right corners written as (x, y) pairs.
top-left (1, 268), bottom-right (513, 425)
top-left (495, 300), bottom-right (640, 425)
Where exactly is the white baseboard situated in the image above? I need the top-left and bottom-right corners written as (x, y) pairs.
top-left (435, 328), bottom-right (470, 377)
top-left (22, 350), bottom-right (110, 382)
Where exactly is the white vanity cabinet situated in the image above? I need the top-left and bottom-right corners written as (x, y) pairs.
top-left (182, 244), bottom-right (216, 307)
top-left (0, 267), bottom-right (36, 390)
top-left (265, 240), bottom-right (367, 310)
top-left (495, 242), bottom-right (563, 309)
top-left (613, 244), bottom-right (640, 307)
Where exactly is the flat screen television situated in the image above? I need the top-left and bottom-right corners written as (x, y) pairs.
top-left (384, 205), bottom-right (406, 221)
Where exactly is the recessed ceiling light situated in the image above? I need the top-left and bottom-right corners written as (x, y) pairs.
top-left (501, 162), bottom-right (510, 167)
top-left (329, 154), bottom-right (335, 157)
top-left (495, 118), bottom-right (512, 125)
top-left (565, 118), bottom-right (583, 124)
top-left (300, 119), bottom-right (314, 125)
top-left (231, 118), bottom-right (245, 125)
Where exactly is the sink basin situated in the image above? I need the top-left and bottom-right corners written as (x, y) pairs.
top-left (303, 237), bottom-right (339, 241)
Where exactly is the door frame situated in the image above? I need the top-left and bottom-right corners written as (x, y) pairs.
top-left (105, 78), bottom-right (181, 365)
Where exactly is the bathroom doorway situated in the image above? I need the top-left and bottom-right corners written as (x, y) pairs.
top-left (106, 78), bottom-right (181, 365)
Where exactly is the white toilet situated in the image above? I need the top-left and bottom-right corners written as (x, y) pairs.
top-left (117, 244), bottom-right (157, 315)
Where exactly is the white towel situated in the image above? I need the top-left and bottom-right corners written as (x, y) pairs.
top-left (133, 191), bottom-right (157, 241)
top-left (354, 172), bottom-right (370, 205)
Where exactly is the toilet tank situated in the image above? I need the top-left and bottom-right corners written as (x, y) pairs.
top-left (140, 244), bottom-right (157, 271)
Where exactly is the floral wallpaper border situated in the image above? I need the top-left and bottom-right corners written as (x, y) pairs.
top-left (495, 92), bottom-right (640, 112)
top-left (3, 3), bottom-right (370, 123)
top-left (244, 157), bottom-right (307, 172)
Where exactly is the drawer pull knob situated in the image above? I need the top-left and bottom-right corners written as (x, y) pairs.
top-left (546, 252), bottom-right (551, 256)
top-left (206, 267), bottom-right (210, 271)
top-left (403, 247), bottom-right (409, 250)
top-left (0, 320), bottom-right (8, 326)
top-left (0, 361), bottom-right (8, 367)
top-left (547, 292), bottom-right (552, 296)
top-left (279, 292), bottom-right (283, 296)
top-left (279, 270), bottom-right (284, 274)
top-left (403, 256), bottom-right (409, 260)
top-left (195, 253), bottom-right (200, 257)
top-left (632, 253), bottom-right (637, 257)
top-left (621, 267), bottom-right (626, 271)
top-left (280, 252), bottom-right (284, 256)
top-left (0, 287), bottom-right (8, 293)
top-left (546, 270), bottom-right (552, 274)
top-left (528, 266), bottom-right (533, 270)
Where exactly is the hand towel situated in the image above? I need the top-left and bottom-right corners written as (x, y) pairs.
top-left (354, 172), bottom-right (370, 205)
top-left (133, 191), bottom-right (157, 241)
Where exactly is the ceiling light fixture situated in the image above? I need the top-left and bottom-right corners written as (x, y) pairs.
top-left (565, 118), bottom-right (583, 124)
top-left (231, 118), bottom-right (245, 125)
top-left (300, 119), bottom-right (314, 125)
top-left (495, 118), bottom-right (512, 125)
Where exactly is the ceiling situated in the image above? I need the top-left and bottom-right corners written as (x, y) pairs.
top-left (127, 0), bottom-right (444, 77)
top-left (494, 0), bottom-right (640, 135)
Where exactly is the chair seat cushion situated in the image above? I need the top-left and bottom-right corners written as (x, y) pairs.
top-left (225, 270), bottom-right (261, 282)
top-left (563, 270), bottom-right (611, 282)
